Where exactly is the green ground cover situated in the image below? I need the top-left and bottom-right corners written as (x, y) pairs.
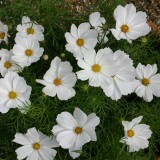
top-left (0, 0), bottom-right (160, 159)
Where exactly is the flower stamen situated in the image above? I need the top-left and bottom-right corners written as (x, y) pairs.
top-left (92, 64), bottom-right (101, 72)
top-left (76, 38), bottom-right (84, 46)
top-left (0, 32), bottom-right (5, 39)
top-left (75, 127), bottom-right (82, 134)
top-left (121, 25), bottom-right (129, 33)
top-left (27, 28), bottom-right (35, 35)
top-left (127, 129), bottom-right (134, 137)
top-left (142, 78), bottom-right (150, 86)
top-left (25, 49), bottom-right (33, 56)
top-left (33, 143), bottom-right (40, 150)
top-left (4, 61), bottom-right (12, 69)
top-left (9, 91), bottom-right (17, 99)
top-left (54, 78), bottom-right (61, 86)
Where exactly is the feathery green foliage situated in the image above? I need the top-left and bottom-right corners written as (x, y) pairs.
top-left (0, 0), bottom-right (160, 160)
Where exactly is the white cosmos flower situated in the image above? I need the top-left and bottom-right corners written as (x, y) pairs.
top-left (0, 21), bottom-right (9, 44)
top-left (52, 108), bottom-right (100, 159)
top-left (89, 12), bottom-right (106, 29)
top-left (76, 48), bottom-right (118, 87)
top-left (0, 49), bottom-right (21, 77)
top-left (36, 56), bottom-right (77, 100)
top-left (13, 127), bottom-right (59, 160)
top-left (120, 116), bottom-right (152, 152)
top-left (101, 50), bottom-right (135, 101)
top-left (89, 12), bottom-right (109, 43)
top-left (16, 16), bottom-right (44, 41)
top-left (65, 22), bottom-right (98, 58)
top-left (0, 72), bottom-right (31, 113)
top-left (133, 63), bottom-right (160, 102)
top-left (111, 3), bottom-right (151, 43)
top-left (12, 36), bottom-right (44, 68)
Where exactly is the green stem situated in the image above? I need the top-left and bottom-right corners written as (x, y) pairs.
top-left (116, 143), bottom-right (126, 160)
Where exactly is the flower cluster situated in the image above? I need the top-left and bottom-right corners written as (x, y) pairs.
top-left (13, 108), bottom-right (100, 159)
top-left (65, 3), bottom-right (160, 102)
top-left (0, 2), bottom-right (159, 160)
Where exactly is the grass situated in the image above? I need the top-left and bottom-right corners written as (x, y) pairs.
top-left (0, 0), bottom-right (160, 159)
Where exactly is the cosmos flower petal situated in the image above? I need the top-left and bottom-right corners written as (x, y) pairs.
top-left (57, 85), bottom-right (75, 100)
top-left (57, 130), bottom-right (76, 149)
top-left (113, 5), bottom-right (126, 24)
top-left (83, 29), bottom-right (98, 40)
top-left (131, 23), bottom-right (151, 37)
top-left (56, 112), bottom-right (77, 129)
top-left (125, 3), bottom-right (136, 24)
top-left (89, 12), bottom-right (101, 27)
top-left (57, 61), bottom-right (73, 78)
top-left (132, 116), bottom-right (143, 124)
top-left (129, 11), bottom-right (147, 26)
top-left (69, 146), bottom-right (81, 159)
top-left (15, 145), bottom-right (33, 160)
top-left (75, 132), bottom-right (91, 149)
top-left (39, 148), bottom-right (57, 160)
top-left (70, 24), bottom-right (78, 38)
top-left (61, 73), bottom-right (77, 87)
top-left (134, 84), bottom-right (145, 97)
top-left (0, 105), bottom-right (10, 113)
top-left (77, 58), bottom-right (90, 70)
top-left (84, 38), bottom-right (98, 49)
top-left (42, 86), bottom-right (57, 97)
top-left (143, 64), bottom-right (157, 78)
top-left (143, 87), bottom-right (153, 102)
top-left (26, 127), bottom-right (40, 143)
top-left (76, 70), bottom-right (92, 81)
top-left (84, 113), bottom-right (100, 129)
top-left (114, 77), bottom-right (133, 95)
top-left (52, 125), bottom-right (66, 136)
top-left (65, 32), bottom-right (76, 44)
top-left (13, 133), bottom-right (32, 145)
top-left (150, 74), bottom-right (160, 84)
top-left (149, 84), bottom-right (160, 97)
top-left (110, 29), bottom-right (121, 40)
top-left (132, 137), bottom-right (149, 149)
top-left (78, 22), bottom-right (90, 37)
top-left (73, 108), bottom-right (87, 127)
top-left (22, 16), bottom-right (31, 23)
top-left (26, 150), bottom-right (39, 160)
top-left (89, 74), bottom-right (101, 87)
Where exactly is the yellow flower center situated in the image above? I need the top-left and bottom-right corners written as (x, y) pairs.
top-left (121, 25), bottom-right (129, 33)
top-left (4, 61), bottom-right (12, 69)
top-left (27, 28), bottom-right (35, 35)
top-left (76, 38), bottom-right (84, 46)
top-left (127, 129), bottom-right (135, 137)
top-left (8, 91), bottom-right (17, 99)
top-left (75, 127), bottom-right (82, 134)
top-left (92, 64), bottom-right (101, 72)
top-left (25, 49), bottom-right (33, 56)
top-left (33, 143), bottom-right (40, 150)
top-left (142, 78), bottom-right (150, 86)
top-left (54, 78), bottom-right (61, 86)
top-left (0, 32), bottom-right (5, 39)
